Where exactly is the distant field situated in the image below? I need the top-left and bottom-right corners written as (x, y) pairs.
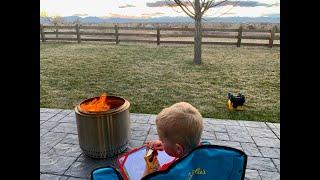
top-left (40, 42), bottom-right (280, 122)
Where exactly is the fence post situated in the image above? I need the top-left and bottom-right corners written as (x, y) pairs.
top-left (76, 24), bottom-right (81, 43)
top-left (157, 26), bottom-right (160, 45)
top-left (269, 26), bottom-right (275, 48)
top-left (54, 23), bottom-right (58, 38)
top-left (115, 24), bottom-right (119, 44)
top-left (40, 24), bottom-right (46, 42)
top-left (237, 26), bottom-right (242, 47)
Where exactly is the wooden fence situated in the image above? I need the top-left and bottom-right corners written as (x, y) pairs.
top-left (40, 24), bottom-right (280, 48)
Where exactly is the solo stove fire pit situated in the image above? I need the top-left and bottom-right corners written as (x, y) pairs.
top-left (74, 93), bottom-right (130, 158)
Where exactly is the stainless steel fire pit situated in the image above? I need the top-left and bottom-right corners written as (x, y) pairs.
top-left (74, 95), bottom-right (130, 158)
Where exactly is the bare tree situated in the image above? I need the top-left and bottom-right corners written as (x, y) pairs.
top-left (72, 14), bottom-right (88, 25)
top-left (166, 0), bottom-right (230, 64)
top-left (73, 17), bottom-right (81, 25)
top-left (51, 15), bottom-right (64, 25)
top-left (40, 10), bottom-right (51, 24)
top-left (40, 12), bottom-right (64, 38)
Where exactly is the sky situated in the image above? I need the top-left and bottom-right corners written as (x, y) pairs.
top-left (40, 0), bottom-right (280, 18)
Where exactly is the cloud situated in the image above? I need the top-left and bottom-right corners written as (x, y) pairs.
top-left (105, 12), bottom-right (165, 19)
top-left (118, 4), bottom-right (136, 8)
top-left (268, 2), bottom-right (280, 7)
top-left (72, 13), bottom-right (88, 16)
top-left (215, 1), bottom-right (271, 7)
top-left (146, 1), bottom-right (191, 8)
top-left (146, 1), bottom-right (278, 8)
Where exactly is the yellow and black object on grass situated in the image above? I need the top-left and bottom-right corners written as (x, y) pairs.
top-left (227, 92), bottom-right (245, 111)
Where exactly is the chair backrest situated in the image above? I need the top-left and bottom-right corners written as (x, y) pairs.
top-left (91, 144), bottom-right (247, 180)
top-left (142, 144), bottom-right (247, 180)
top-left (91, 166), bottom-right (123, 180)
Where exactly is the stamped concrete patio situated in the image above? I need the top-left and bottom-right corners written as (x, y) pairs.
top-left (40, 108), bottom-right (280, 180)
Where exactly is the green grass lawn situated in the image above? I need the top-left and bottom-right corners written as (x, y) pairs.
top-left (40, 42), bottom-right (280, 123)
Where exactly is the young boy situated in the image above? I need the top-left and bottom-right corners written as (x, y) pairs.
top-left (143, 102), bottom-right (204, 176)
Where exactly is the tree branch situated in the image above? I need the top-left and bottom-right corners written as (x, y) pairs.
top-left (165, 0), bottom-right (184, 14)
top-left (200, 0), bottom-right (208, 10)
top-left (214, 0), bottom-right (240, 18)
top-left (173, 0), bottom-right (196, 19)
top-left (200, 1), bottom-right (208, 12)
top-left (210, 0), bottom-right (228, 8)
top-left (187, 0), bottom-right (195, 10)
top-left (166, 0), bottom-right (233, 20)
top-left (202, 0), bottom-right (219, 16)
top-left (201, 1), bottom-right (214, 16)
top-left (207, 0), bottom-right (216, 9)
top-left (201, 0), bottom-right (231, 17)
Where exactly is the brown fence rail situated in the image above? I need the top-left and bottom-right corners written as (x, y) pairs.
top-left (40, 24), bottom-right (280, 48)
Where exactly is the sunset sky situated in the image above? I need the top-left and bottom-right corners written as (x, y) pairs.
top-left (40, 0), bottom-right (280, 18)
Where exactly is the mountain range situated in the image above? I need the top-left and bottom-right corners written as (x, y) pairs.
top-left (40, 15), bottom-right (280, 24)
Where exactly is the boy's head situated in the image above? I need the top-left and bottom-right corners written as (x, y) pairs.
top-left (156, 102), bottom-right (203, 157)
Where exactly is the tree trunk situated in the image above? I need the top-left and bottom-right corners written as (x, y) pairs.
top-left (194, 0), bottom-right (202, 65)
top-left (194, 18), bottom-right (202, 64)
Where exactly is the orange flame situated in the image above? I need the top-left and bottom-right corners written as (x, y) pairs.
top-left (80, 93), bottom-right (111, 112)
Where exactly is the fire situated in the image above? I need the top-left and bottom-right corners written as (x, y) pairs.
top-left (80, 93), bottom-right (111, 112)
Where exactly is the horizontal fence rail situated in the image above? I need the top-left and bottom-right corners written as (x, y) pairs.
top-left (40, 24), bottom-right (280, 48)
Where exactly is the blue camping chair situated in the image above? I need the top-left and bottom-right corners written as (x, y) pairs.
top-left (91, 144), bottom-right (247, 180)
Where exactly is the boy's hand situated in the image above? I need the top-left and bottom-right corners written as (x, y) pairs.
top-left (143, 161), bottom-right (159, 177)
top-left (145, 140), bottom-right (164, 151)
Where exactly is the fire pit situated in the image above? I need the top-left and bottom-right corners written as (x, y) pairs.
top-left (74, 93), bottom-right (130, 158)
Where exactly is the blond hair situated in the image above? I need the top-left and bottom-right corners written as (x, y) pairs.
top-left (156, 102), bottom-right (203, 151)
